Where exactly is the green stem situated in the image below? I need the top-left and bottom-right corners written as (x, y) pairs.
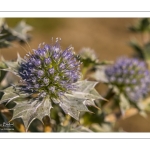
top-left (81, 67), bottom-right (89, 79)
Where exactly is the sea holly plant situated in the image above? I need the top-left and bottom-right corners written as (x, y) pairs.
top-left (105, 57), bottom-right (150, 114)
top-left (0, 38), bottom-right (105, 131)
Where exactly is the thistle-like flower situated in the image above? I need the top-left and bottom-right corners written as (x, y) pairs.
top-left (79, 47), bottom-right (98, 67)
top-left (79, 47), bottom-right (97, 61)
top-left (0, 38), bottom-right (104, 130)
top-left (105, 57), bottom-right (150, 101)
top-left (18, 39), bottom-right (81, 101)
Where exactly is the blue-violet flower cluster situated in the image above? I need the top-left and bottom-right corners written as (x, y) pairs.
top-left (18, 38), bottom-right (81, 101)
top-left (105, 57), bottom-right (150, 101)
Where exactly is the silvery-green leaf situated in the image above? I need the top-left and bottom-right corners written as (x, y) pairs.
top-left (60, 80), bottom-right (104, 120)
top-left (11, 96), bottom-right (52, 131)
top-left (13, 20), bottom-right (33, 42)
top-left (0, 86), bottom-right (30, 104)
top-left (2, 54), bottom-right (25, 76)
top-left (84, 99), bottom-right (100, 110)
top-left (60, 94), bottom-right (90, 120)
top-left (35, 96), bottom-right (52, 123)
top-left (0, 21), bottom-right (32, 48)
top-left (119, 94), bottom-right (131, 115)
top-left (0, 86), bottom-right (19, 104)
top-left (75, 80), bottom-right (98, 92)
top-left (73, 80), bottom-right (106, 100)
top-left (1, 80), bottom-right (104, 130)
top-left (71, 90), bottom-right (103, 100)
top-left (59, 100), bottom-right (80, 120)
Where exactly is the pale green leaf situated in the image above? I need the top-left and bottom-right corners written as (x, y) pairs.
top-left (0, 86), bottom-right (29, 104)
top-left (60, 94), bottom-right (90, 120)
top-left (1, 80), bottom-right (104, 130)
top-left (3, 60), bottom-right (19, 71)
top-left (2, 54), bottom-right (25, 76)
top-left (119, 94), bottom-right (131, 115)
top-left (11, 96), bottom-right (52, 131)
top-left (59, 80), bottom-right (104, 120)
top-left (0, 86), bottom-right (19, 104)
top-left (75, 80), bottom-right (98, 92)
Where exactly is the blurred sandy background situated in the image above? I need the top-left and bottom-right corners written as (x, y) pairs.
top-left (2, 18), bottom-right (150, 132)
top-left (2, 18), bottom-right (137, 61)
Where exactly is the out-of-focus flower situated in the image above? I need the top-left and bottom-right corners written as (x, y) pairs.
top-left (105, 57), bottom-right (150, 101)
top-left (79, 47), bottom-right (99, 67)
top-left (79, 47), bottom-right (97, 61)
top-left (0, 38), bottom-right (104, 130)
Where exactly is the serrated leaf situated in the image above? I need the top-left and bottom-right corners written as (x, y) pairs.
top-left (35, 96), bottom-right (52, 123)
top-left (2, 54), bottom-right (25, 76)
top-left (60, 94), bottom-right (89, 120)
top-left (71, 89), bottom-right (103, 100)
top-left (59, 80), bottom-right (104, 120)
top-left (1, 80), bottom-right (104, 131)
top-left (73, 80), bottom-right (106, 100)
top-left (0, 21), bottom-right (32, 48)
top-left (75, 80), bottom-right (98, 92)
top-left (12, 20), bottom-right (33, 42)
top-left (0, 86), bottom-right (30, 104)
top-left (11, 96), bottom-right (52, 131)
top-left (0, 86), bottom-right (19, 104)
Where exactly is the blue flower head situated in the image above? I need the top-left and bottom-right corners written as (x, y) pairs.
top-left (18, 38), bottom-right (81, 101)
top-left (105, 57), bottom-right (150, 101)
